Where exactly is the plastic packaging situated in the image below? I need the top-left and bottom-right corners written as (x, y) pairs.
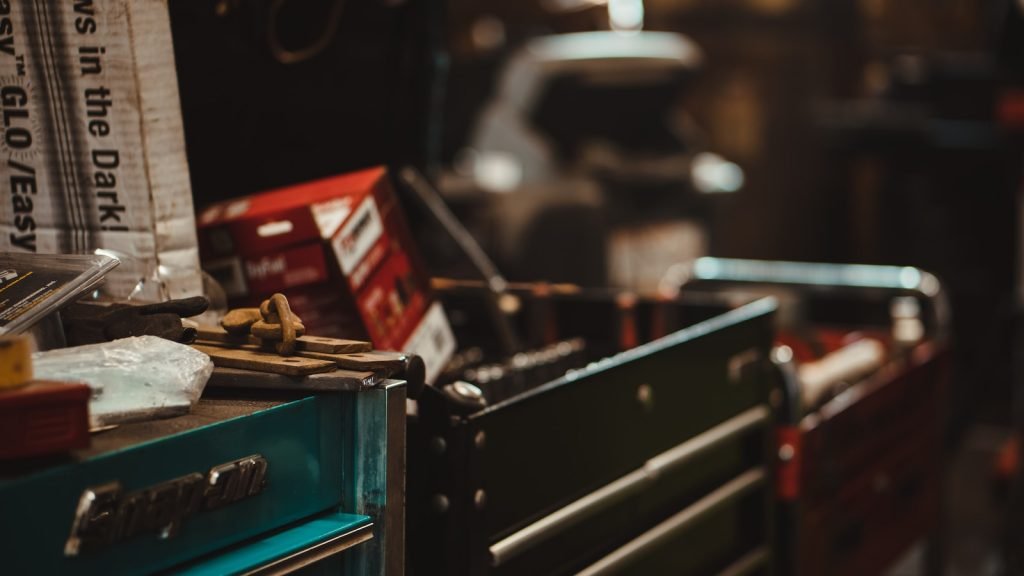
top-left (0, 252), bottom-right (119, 336)
top-left (32, 336), bottom-right (214, 426)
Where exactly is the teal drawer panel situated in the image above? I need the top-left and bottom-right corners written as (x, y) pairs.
top-left (175, 512), bottom-right (371, 576)
top-left (0, 395), bottom-right (344, 575)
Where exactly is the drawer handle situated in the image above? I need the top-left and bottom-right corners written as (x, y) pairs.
top-left (718, 546), bottom-right (771, 576)
top-left (488, 405), bottom-right (770, 567)
top-left (577, 468), bottom-right (766, 576)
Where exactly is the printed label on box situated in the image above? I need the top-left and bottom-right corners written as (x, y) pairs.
top-left (243, 243), bottom-right (329, 295)
top-left (333, 197), bottom-right (384, 276)
top-left (311, 198), bottom-right (353, 239)
top-left (349, 241), bottom-right (388, 291)
top-left (401, 301), bottom-right (457, 384)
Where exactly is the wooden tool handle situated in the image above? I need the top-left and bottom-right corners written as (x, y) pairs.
top-left (798, 338), bottom-right (886, 409)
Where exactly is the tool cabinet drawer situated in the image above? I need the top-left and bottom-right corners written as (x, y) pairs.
top-left (474, 318), bottom-right (770, 543)
top-left (576, 470), bottom-right (771, 576)
top-left (799, 347), bottom-right (947, 506)
top-left (793, 348), bottom-right (947, 576)
top-left (0, 394), bottom-right (346, 575)
top-left (801, 432), bottom-right (938, 576)
top-left (489, 419), bottom-right (769, 576)
top-left (678, 258), bottom-right (951, 576)
top-left (409, 296), bottom-right (778, 575)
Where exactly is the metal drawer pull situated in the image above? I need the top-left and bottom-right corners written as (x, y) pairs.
top-left (717, 546), bottom-right (770, 576)
top-left (577, 468), bottom-right (766, 576)
top-left (244, 524), bottom-right (374, 576)
top-left (489, 405), bottom-right (770, 567)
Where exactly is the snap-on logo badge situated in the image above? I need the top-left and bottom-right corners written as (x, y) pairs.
top-left (65, 454), bottom-right (269, 556)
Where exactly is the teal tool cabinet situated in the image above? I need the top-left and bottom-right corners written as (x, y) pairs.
top-left (0, 381), bottom-right (406, 575)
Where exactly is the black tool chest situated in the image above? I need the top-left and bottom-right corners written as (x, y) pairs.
top-left (408, 287), bottom-right (778, 575)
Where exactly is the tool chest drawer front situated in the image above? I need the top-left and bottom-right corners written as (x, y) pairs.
top-left (796, 349), bottom-right (947, 576)
top-left (799, 346), bottom-right (949, 506)
top-left (576, 474), bottom-right (771, 576)
top-left (487, 426), bottom-right (770, 576)
top-left (174, 511), bottom-right (374, 576)
top-left (0, 395), bottom-right (345, 575)
top-left (800, 431), bottom-right (939, 576)
top-left (471, 311), bottom-right (773, 544)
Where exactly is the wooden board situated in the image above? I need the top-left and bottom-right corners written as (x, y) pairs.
top-left (192, 344), bottom-right (335, 376)
top-left (193, 340), bottom-right (262, 352)
top-left (297, 350), bottom-right (408, 373)
top-left (193, 340), bottom-right (391, 372)
top-left (292, 335), bottom-right (373, 354)
top-left (195, 325), bottom-right (251, 345)
top-left (196, 325), bottom-right (371, 354)
top-left (206, 367), bottom-right (380, 392)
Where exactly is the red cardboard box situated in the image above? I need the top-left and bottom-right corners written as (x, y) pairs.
top-left (197, 167), bottom-right (455, 382)
top-left (0, 381), bottom-right (91, 460)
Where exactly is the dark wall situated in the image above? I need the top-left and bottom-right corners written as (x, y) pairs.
top-left (170, 0), bottom-right (444, 207)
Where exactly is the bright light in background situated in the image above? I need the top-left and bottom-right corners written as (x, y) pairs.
top-left (474, 151), bottom-right (524, 193)
top-left (773, 345), bottom-right (794, 364)
top-left (608, 0), bottom-right (644, 33)
top-left (454, 147), bottom-right (524, 193)
top-left (691, 152), bottom-right (744, 193)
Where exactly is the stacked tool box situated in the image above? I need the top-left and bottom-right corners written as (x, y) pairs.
top-left (680, 258), bottom-right (951, 575)
top-left (408, 258), bottom-right (950, 575)
top-left (409, 287), bottom-right (779, 575)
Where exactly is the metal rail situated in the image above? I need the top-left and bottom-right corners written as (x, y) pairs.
top-left (244, 523), bottom-right (374, 575)
top-left (577, 468), bottom-right (766, 576)
top-left (489, 405), bottom-right (770, 567)
top-left (717, 546), bottom-right (770, 576)
top-left (399, 167), bottom-right (521, 357)
top-left (664, 257), bottom-right (950, 341)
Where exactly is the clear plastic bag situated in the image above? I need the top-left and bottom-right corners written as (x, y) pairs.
top-left (33, 335), bottom-right (214, 426)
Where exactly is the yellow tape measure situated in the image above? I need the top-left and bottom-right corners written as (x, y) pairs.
top-left (0, 336), bottom-right (32, 389)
